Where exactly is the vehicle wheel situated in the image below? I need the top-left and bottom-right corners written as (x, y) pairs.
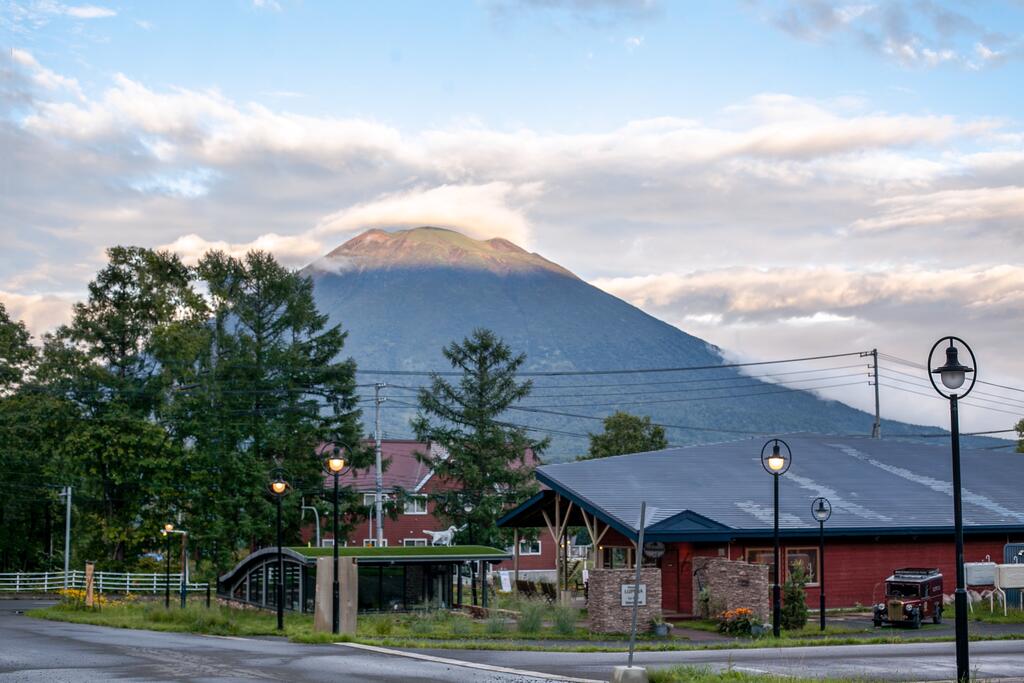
top-left (933, 607), bottom-right (942, 624)
top-left (911, 611), bottom-right (921, 629)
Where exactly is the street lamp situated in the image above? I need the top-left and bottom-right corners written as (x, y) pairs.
top-left (161, 523), bottom-right (174, 608)
top-left (928, 336), bottom-right (977, 683)
top-left (162, 525), bottom-right (189, 609)
top-left (322, 443), bottom-right (350, 635)
top-left (269, 468), bottom-right (291, 631)
top-left (811, 497), bottom-right (832, 631)
top-left (761, 438), bottom-right (791, 638)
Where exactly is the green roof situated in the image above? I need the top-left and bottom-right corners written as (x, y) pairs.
top-left (289, 545), bottom-right (509, 560)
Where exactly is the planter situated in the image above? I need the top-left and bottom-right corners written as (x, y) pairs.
top-left (652, 623), bottom-right (672, 637)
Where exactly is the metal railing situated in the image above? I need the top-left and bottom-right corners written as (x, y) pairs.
top-left (0, 571), bottom-right (209, 594)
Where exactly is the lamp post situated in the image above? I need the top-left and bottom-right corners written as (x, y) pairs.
top-left (322, 443), bottom-right (350, 635)
top-left (269, 468), bottom-right (290, 631)
top-left (161, 523), bottom-right (174, 608)
top-left (928, 336), bottom-right (977, 683)
top-left (811, 497), bottom-right (832, 631)
top-left (761, 438), bottom-right (791, 638)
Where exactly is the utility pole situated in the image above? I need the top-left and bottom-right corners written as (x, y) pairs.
top-left (862, 349), bottom-right (881, 438)
top-left (60, 486), bottom-right (72, 588)
top-left (374, 382), bottom-right (387, 547)
top-left (871, 349), bottom-right (881, 438)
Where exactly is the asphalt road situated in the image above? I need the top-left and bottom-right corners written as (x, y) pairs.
top-left (0, 601), bottom-right (575, 683)
top-left (3, 600), bottom-right (1024, 682)
top-left (416, 639), bottom-right (1024, 680)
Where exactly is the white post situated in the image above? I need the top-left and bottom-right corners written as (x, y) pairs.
top-left (62, 486), bottom-right (72, 589)
top-left (16, 573), bottom-right (20, 592)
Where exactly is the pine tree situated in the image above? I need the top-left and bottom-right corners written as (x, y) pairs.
top-left (781, 562), bottom-right (809, 630)
top-left (412, 328), bottom-right (546, 547)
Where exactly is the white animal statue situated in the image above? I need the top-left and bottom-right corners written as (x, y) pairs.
top-left (423, 525), bottom-right (460, 546)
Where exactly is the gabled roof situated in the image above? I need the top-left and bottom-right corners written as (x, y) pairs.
top-left (508, 434), bottom-right (1024, 541)
top-left (322, 440), bottom-right (440, 492)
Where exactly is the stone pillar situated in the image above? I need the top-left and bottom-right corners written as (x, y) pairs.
top-left (587, 568), bottom-right (662, 633)
top-left (314, 556), bottom-right (357, 634)
top-left (692, 557), bottom-right (770, 622)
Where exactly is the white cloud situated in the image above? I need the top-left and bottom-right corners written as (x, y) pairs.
top-left (0, 291), bottom-right (76, 338)
top-left (63, 4), bottom-right (116, 18)
top-left (158, 233), bottom-right (325, 267)
top-left (624, 35), bottom-right (644, 50)
top-left (851, 186), bottom-right (1024, 233)
top-left (10, 48), bottom-right (84, 99)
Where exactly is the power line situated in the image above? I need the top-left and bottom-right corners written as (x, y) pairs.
top-left (356, 350), bottom-right (869, 377)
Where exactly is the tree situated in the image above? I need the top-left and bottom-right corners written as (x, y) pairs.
top-left (178, 249), bottom-right (366, 571)
top-left (0, 302), bottom-right (34, 392)
top-left (412, 328), bottom-right (545, 548)
top-left (1016, 418), bottom-right (1024, 453)
top-left (37, 246), bottom-right (206, 566)
top-left (581, 411), bottom-right (667, 460)
top-left (781, 562), bottom-right (809, 630)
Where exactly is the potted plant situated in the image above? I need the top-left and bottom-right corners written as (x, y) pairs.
top-left (650, 616), bottom-right (673, 637)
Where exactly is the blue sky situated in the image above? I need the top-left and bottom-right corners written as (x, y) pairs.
top-left (3, 0), bottom-right (1024, 433)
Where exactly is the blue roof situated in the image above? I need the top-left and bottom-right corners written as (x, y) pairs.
top-left (528, 434), bottom-right (1024, 541)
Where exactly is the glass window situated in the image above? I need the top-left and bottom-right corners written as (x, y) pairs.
top-left (745, 548), bottom-right (776, 583)
top-left (363, 493), bottom-right (376, 507)
top-left (363, 538), bottom-right (388, 547)
top-left (600, 546), bottom-right (634, 569)
top-left (381, 567), bottom-right (405, 611)
top-left (403, 538), bottom-right (427, 547)
top-left (404, 495), bottom-right (428, 515)
top-left (358, 566), bottom-right (381, 611)
top-left (247, 566), bottom-right (263, 604)
top-left (786, 547), bottom-right (819, 585)
top-left (518, 539), bottom-right (542, 555)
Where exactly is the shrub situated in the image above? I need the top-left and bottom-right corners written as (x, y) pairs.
top-left (366, 615), bottom-right (394, 636)
top-left (781, 563), bottom-right (809, 630)
top-left (517, 600), bottom-right (546, 634)
top-left (408, 614), bottom-right (433, 636)
top-left (716, 607), bottom-right (760, 636)
top-left (450, 615), bottom-right (472, 636)
top-left (551, 604), bottom-right (579, 636)
top-left (485, 613), bottom-right (507, 634)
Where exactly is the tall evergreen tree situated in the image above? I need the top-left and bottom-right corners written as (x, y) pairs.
top-left (177, 250), bottom-right (365, 569)
top-left (412, 328), bottom-right (545, 547)
top-left (36, 247), bottom-right (206, 566)
top-left (581, 411), bottom-right (668, 460)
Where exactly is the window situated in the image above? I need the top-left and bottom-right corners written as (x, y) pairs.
top-left (403, 538), bottom-right (428, 547)
top-left (786, 547), bottom-right (819, 585)
top-left (517, 539), bottom-right (542, 556)
top-left (363, 493), bottom-right (376, 507)
top-left (599, 546), bottom-right (634, 569)
top-left (404, 495), bottom-right (428, 515)
top-left (363, 538), bottom-right (388, 547)
top-left (745, 548), bottom-right (776, 583)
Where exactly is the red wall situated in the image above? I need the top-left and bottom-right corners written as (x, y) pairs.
top-left (659, 534), bottom-right (1021, 615)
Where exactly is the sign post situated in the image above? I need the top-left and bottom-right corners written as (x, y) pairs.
top-left (613, 501), bottom-right (649, 682)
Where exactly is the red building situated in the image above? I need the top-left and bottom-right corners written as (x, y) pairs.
top-left (307, 440), bottom-right (557, 579)
top-left (499, 435), bottom-right (1024, 615)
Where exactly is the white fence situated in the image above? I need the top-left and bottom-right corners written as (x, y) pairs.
top-left (0, 571), bottom-right (209, 594)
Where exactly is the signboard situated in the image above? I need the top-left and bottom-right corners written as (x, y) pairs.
top-left (965, 562), bottom-right (997, 586)
top-left (644, 542), bottom-right (666, 560)
top-left (620, 583), bottom-right (647, 607)
top-left (498, 571), bottom-right (512, 592)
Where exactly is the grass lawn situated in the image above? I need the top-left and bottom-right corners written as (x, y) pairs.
top-left (29, 598), bottom-right (1024, 653)
top-left (959, 602), bottom-right (1024, 625)
top-left (681, 619), bottom-right (872, 638)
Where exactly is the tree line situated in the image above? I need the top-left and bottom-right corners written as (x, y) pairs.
top-left (0, 244), bottom-right (679, 578)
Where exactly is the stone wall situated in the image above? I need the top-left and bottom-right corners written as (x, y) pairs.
top-left (587, 568), bottom-right (662, 633)
top-left (693, 557), bottom-right (769, 622)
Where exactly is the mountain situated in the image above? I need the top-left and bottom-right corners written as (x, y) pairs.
top-left (303, 227), bottom-right (955, 460)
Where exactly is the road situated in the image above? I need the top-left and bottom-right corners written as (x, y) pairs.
top-left (3, 600), bottom-right (1024, 682)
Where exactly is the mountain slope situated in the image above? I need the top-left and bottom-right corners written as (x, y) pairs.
top-left (304, 227), bottom-right (949, 460)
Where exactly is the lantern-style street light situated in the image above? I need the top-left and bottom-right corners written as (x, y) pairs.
top-left (811, 497), bottom-right (832, 631)
top-left (928, 336), bottom-right (977, 683)
top-left (322, 443), bottom-right (350, 635)
top-left (269, 468), bottom-right (291, 631)
top-left (761, 438), bottom-right (791, 638)
top-left (161, 523), bottom-right (174, 608)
